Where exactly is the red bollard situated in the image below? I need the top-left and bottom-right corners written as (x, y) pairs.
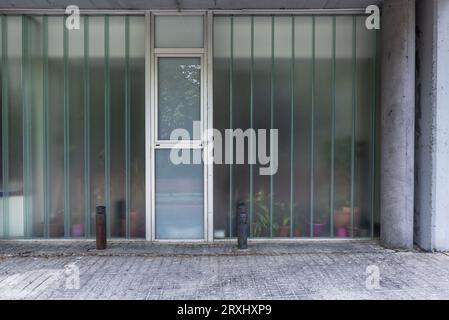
top-left (96, 206), bottom-right (107, 250)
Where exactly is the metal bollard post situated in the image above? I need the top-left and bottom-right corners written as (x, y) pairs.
top-left (237, 201), bottom-right (248, 249)
top-left (96, 206), bottom-right (107, 250)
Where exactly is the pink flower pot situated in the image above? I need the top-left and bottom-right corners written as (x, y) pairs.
top-left (336, 227), bottom-right (348, 238)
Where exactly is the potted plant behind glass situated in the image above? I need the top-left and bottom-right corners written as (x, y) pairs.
top-left (312, 208), bottom-right (328, 237)
top-left (275, 216), bottom-right (291, 237)
top-left (273, 201), bottom-right (297, 237)
top-left (250, 190), bottom-right (270, 238)
top-left (334, 200), bottom-right (351, 237)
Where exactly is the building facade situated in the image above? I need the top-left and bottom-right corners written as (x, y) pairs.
top-left (0, 0), bottom-right (447, 251)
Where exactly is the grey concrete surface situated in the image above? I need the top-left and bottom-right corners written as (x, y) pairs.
top-left (415, 0), bottom-right (449, 252)
top-left (380, 0), bottom-right (415, 250)
top-left (0, 0), bottom-right (382, 10)
top-left (1, 240), bottom-right (449, 300)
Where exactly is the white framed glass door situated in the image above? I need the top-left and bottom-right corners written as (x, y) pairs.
top-left (147, 12), bottom-right (211, 241)
top-left (153, 54), bottom-right (206, 240)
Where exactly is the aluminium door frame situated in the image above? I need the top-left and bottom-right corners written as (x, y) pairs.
top-left (145, 11), bottom-right (213, 242)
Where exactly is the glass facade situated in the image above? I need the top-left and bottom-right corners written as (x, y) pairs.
top-left (213, 15), bottom-right (379, 238)
top-left (0, 12), bottom-right (379, 240)
top-left (0, 15), bottom-right (146, 238)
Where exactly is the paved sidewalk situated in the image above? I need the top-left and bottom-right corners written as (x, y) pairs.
top-left (0, 240), bottom-right (449, 299)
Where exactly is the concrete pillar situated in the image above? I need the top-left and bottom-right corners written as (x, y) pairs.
top-left (415, 0), bottom-right (449, 251)
top-left (380, 0), bottom-right (415, 250)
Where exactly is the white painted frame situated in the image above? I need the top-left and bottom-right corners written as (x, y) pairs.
top-left (146, 11), bottom-right (212, 241)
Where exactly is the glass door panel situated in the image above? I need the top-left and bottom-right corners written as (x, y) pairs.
top-left (157, 57), bottom-right (201, 141)
top-left (154, 54), bottom-right (205, 240)
top-left (155, 149), bottom-right (204, 239)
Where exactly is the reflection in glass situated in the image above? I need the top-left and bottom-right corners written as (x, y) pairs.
top-left (158, 57), bottom-right (201, 140)
top-left (155, 149), bottom-right (204, 239)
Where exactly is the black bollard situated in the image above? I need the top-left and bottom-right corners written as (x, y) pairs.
top-left (96, 206), bottom-right (107, 250)
top-left (237, 201), bottom-right (248, 249)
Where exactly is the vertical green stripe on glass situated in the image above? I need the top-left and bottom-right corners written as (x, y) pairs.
top-left (63, 17), bottom-right (70, 238)
top-left (330, 16), bottom-right (336, 237)
top-left (125, 15), bottom-right (131, 238)
top-left (289, 16), bottom-right (295, 238)
top-left (228, 16), bottom-right (233, 237)
top-left (310, 16), bottom-right (316, 237)
top-left (104, 16), bottom-right (110, 237)
top-left (22, 16), bottom-right (32, 237)
top-left (249, 15), bottom-right (254, 238)
top-left (2, 16), bottom-right (9, 238)
top-left (84, 16), bottom-right (91, 238)
top-left (350, 16), bottom-right (357, 238)
top-left (43, 15), bottom-right (50, 238)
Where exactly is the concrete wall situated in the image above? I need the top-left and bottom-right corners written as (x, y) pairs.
top-left (380, 0), bottom-right (415, 250)
top-left (415, 0), bottom-right (449, 251)
top-left (0, 0), bottom-right (381, 10)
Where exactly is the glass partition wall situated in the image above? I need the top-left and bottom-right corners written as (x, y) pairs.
top-left (0, 15), bottom-right (146, 238)
top-left (213, 15), bottom-right (379, 239)
top-left (0, 12), bottom-right (378, 240)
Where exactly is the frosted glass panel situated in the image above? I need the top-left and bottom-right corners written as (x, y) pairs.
top-left (232, 16), bottom-right (251, 238)
top-left (155, 15), bottom-right (203, 48)
top-left (273, 16), bottom-right (292, 237)
top-left (355, 16), bottom-right (376, 238)
top-left (48, 16), bottom-right (64, 238)
top-left (158, 57), bottom-right (201, 140)
top-left (213, 15), bottom-right (379, 239)
top-left (0, 15), bottom-right (146, 239)
top-left (212, 16), bottom-right (231, 238)
top-left (155, 149), bottom-right (204, 239)
top-left (129, 16), bottom-right (146, 238)
top-left (333, 16), bottom-right (353, 238)
top-left (68, 16), bottom-right (85, 238)
top-left (313, 16), bottom-right (333, 237)
top-left (252, 16), bottom-right (272, 238)
top-left (8, 17), bottom-right (24, 237)
top-left (89, 16), bottom-right (105, 237)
